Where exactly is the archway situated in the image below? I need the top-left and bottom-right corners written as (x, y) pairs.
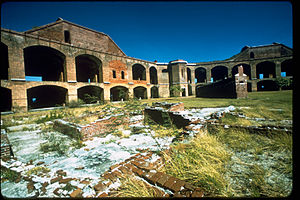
top-left (24, 46), bottom-right (66, 81)
top-left (76, 54), bottom-right (103, 83)
top-left (0, 42), bottom-right (9, 80)
top-left (256, 61), bottom-right (276, 79)
top-left (232, 64), bottom-right (251, 79)
top-left (151, 86), bottom-right (159, 98)
top-left (150, 66), bottom-right (158, 84)
top-left (110, 86), bottom-right (129, 101)
top-left (281, 59), bottom-right (292, 77)
top-left (78, 86), bottom-right (103, 104)
top-left (257, 80), bottom-right (279, 91)
top-left (188, 84), bottom-right (193, 96)
top-left (211, 66), bottom-right (228, 82)
top-left (134, 86), bottom-right (147, 99)
top-left (187, 68), bottom-right (192, 84)
top-left (27, 85), bottom-right (68, 109)
top-left (0, 87), bottom-right (11, 112)
top-left (132, 64), bottom-right (146, 81)
top-left (195, 67), bottom-right (206, 83)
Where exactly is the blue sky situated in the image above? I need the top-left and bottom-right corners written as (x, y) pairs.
top-left (1, 1), bottom-right (293, 63)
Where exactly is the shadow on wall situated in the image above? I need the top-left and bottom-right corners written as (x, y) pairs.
top-left (196, 78), bottom-right (236, 98)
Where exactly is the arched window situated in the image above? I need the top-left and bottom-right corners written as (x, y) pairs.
top-left (121, 71), bottom-right (125, 79)
top-left (250, 52), bottom-right (254, 58)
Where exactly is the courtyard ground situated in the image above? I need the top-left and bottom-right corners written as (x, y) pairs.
top-left (1, 90), bottom-right (293, 197)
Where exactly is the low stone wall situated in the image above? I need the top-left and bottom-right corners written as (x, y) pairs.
top-left (207, 123), bottom-right (292, 135)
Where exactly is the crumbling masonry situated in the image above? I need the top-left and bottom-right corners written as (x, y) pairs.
top-left (0, 18), bottom-right (293, 112)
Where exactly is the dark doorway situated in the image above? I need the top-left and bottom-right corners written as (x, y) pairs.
top-left (27, 85), bottom-right (67, 109)
top-left (78, 86), bottom-right (103, 104)
top-left (257, 80), bottom-right (279, 91)
top-left (110, 86), bottom-right (129, 101)
top-left (0, 43), bottom-right (9, 80)
top-left (151, 86), bottom-right (159, 98)
top-left (0, 87), bottom-right (11, 112)
top-left (150, 67), bottom-right (158, 84)
top-left (134, 86), bottom-right (147, 99)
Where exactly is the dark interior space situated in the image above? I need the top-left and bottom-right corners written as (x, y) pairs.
top-left (256, 61), bottom-right (276, 79)
top-left (211, 66), bottom-right (228, 81)
top-left (132, 64), bottom-right (146, 81)
top-left (150, 67), bottom-right (158, 84)
top-left (76, 54), bottom-right (102, 83)
top-left (134, 86), bottom-right (147, 99)
top-left (195, 67), bottom-right (206, 83)
top-left (78, 86), bottom-right (103, 104)
top-left (24, 46), bottom-right (66, 81)
top-left (0, 87), bottom-right (12, 112)
top-left (27, 85), bottom-right (67, 109)
top-left (0, 42), bottom-right (9, 80)
top-left (110, 86), bottom-right (129, 101)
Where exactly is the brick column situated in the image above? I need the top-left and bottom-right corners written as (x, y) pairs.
top-left (8, 46), bottom-right (25, 81)
top-left (66, 56), bottom-right (77, 82)
top-left (275, 60), bottom-right (281, 78)
top-left (67, 86), bottom-right (78, 102)
top-left (11, 84), bottom-right (27, 112)
top-left (206, 67), bottom-right (211, 83)
top-left (103, 86), bottom-right (110, 102)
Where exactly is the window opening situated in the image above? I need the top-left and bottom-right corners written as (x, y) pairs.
top-left (113, 70), bottom-right (116, 78)
top-left (64, 30), bottom-right (71, 44)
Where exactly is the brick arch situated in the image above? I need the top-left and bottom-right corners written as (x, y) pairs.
top-left (211, 65), bottom-right (228, 82)
top-left (26, 85), bottom-right (68, 109)
top-left (77, 85), bottom-right (104, 103)
top-left (75, 54), bottom-right (103, 83)
top-left (133, 86), bottom-right (147, 99)
top-left (132, 63), bottom-right (146, 81)
top-left (23, 45), bottom-right (67, 82)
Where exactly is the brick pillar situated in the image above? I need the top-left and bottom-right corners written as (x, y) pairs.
top-left (275, 61), bottom-right (281, 78)
top-left (103, 86), bottom-right (110, 101)
top-left (250, 62), bottom-right (257, 80)
top-left (67, 86), bottom-right (78, 102)
top-left (146, 87), bottom-right (151, 99)
top-left (8, 46), bottom-right (25, 81)
top-left (206, 67), bottom-right (211, 83)
top-left (11, 84), bottom-right (27, 112)
top-left (66, 56), bottom-right (77, 82)
top-left (234, 65), bottom-right (248, 99)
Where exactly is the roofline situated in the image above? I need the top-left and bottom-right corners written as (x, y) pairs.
top-left (24, 18), bottom-right (127, 56)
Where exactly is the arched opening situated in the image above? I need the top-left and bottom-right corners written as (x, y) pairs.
top-left (27, 85), bottom-right (67, 109)
top-left (78, 86), bottom-right (103, 104)
top-left (76, 54), bottom-right (103, 83)
top-left (0, 87), bottom-right (12, 112)
top-left (232, 64), bottom-right (251, 79)
top-left (110, 86), bottom-right (129, 101)
top-left (195, 67), bottom-right (206, 83)
top-left (281, 59), bottom-right (292, 77)
top-left (211, 66), bottom-right (228, 82)
top-left (257, 80), bottom-right (279, 91)
top-left (151, 86), bottom-right (159, 98)
top-left (0, 42), bottom-right (9, 80)
top-left (187, 68), bottom-right (191, 84)
top-left (149, 66), bottom-right (158, 84)
top-left (24, 46), bottom-right (66, 81)
top-left (250, 52), bottom-right (255, 58)
top-left (134, 86), bottom-right (147, 99)
top-left (132, 64), bottom-right (146, 81)
top-left (256, 61), bottom-right (276, 79)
